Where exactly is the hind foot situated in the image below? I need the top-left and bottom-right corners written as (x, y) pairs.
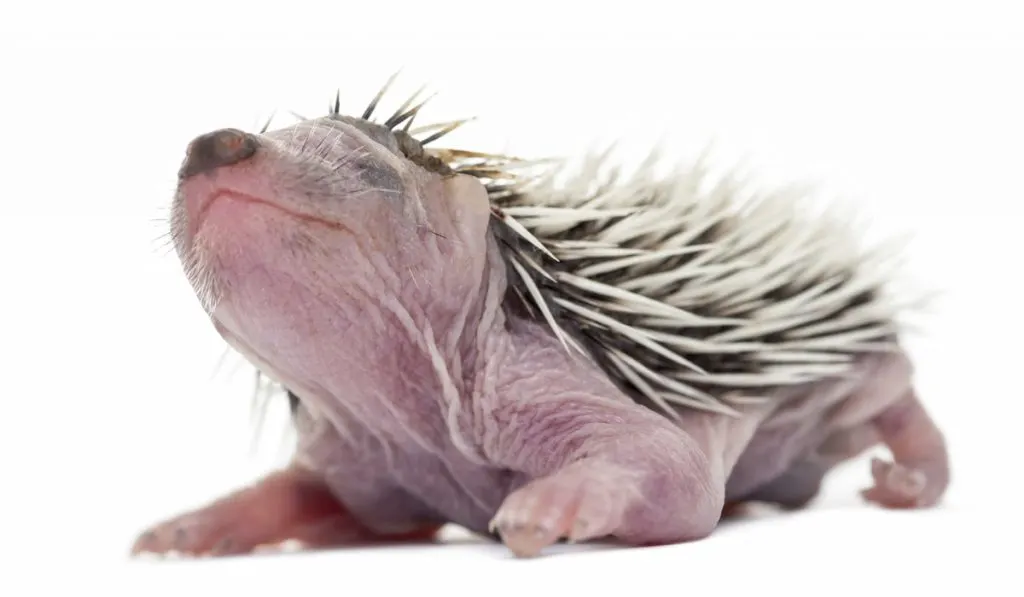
top-left (861, 458), bottom-right (928, 508)
top-left (130, 465), bottom-right (439, 557)
top-left (861, 388), bottom-right (949, 509)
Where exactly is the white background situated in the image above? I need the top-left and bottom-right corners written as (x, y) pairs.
top-left (2, 1), bottom-right (1022, 594)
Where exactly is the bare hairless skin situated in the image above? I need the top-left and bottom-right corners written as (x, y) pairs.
top-left (132, 119), bottom-right (949, 558)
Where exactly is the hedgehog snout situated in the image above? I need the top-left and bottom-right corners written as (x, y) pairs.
top-left (179, 128), bottom-right (260, 181)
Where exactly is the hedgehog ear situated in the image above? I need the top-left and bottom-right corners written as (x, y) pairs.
top-left (441, 173), bottom-right (492, 246)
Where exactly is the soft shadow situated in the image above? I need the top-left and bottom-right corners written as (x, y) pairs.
top-left (126, 535), bottom-right (450, 565)
top-left (428, 529), bottom-right (626, 560)
top-left (130, 497), bottom-right (957, 566)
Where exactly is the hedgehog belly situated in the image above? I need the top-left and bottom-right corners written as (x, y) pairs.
top-left (721, 351), bottom-right (904, 506)
top-left (724, 407), bottom-right (842, 504)
top-left (289, 395), bottom-right (527, 537)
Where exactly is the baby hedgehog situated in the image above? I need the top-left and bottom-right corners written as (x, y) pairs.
top-left (132, 74), bottom-right (949, 559)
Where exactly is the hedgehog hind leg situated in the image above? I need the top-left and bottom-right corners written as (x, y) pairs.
top-left (858, 386), bottom-right (950, 509)
top-left (130, 465), bottom-right (440, 557)
top-left (814, 350), bottom-right (950, 509)
top-left (726, 350), bottom-right (949, 513)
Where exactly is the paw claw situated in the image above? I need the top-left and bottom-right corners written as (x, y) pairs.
top-left (568, 516), bottom-right (601, 544)
top-left (130, 531), bottom-right (157, 556)
top-left (212, 537), bottom-right (237, 556)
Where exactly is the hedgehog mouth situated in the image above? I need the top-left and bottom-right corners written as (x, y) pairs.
top-left (190, 188), bottom-right (351, 240)
top-left (195, 190), bottom-right (270, 233)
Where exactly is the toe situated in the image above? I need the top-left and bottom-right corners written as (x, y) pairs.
top-left (862, 458), bottom-right (929, 509)
top-left (489, 478), bottom-right (584, 557)
top-left (129, 511), bottom-right (238, 557)
top-left (130, 530), bottom-right (159, 556)
top-left (889, 466), bottom-right (926, 497)
top-left (870, 457), bottom-right (891, 482)
top-left (490, 497), bottom-right (573, 557)
top-left (499, 525), bottom-right (560, 558)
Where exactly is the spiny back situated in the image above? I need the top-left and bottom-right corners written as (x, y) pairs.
top-left (262, 73), bottom-right (925, 420)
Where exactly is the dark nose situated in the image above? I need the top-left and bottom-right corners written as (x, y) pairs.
top-left (179, 128), bottom-right (259, 179)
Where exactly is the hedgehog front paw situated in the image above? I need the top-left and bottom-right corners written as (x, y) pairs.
top-left (131, 508), bottom-right (253, 557)
top-left (488, 461), bottom-right (641, 557)
top-left (130, 467), bottom-right (380, 558)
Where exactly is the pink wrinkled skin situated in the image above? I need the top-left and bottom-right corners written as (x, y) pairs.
top-left (131, 117), bottom-right (949, 558)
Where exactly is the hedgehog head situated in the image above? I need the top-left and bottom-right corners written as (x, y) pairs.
top-left (168, 94), bottom-right (505, 396)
